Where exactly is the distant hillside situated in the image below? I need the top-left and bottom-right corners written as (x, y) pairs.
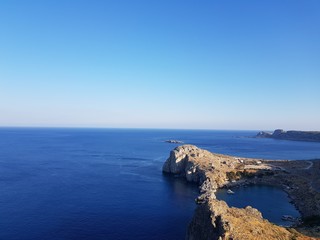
top-left (256, 129), bottom-right (320, 142)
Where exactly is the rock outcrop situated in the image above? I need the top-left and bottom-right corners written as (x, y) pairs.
top-left (163, 145), bottom-right (319, 240)
top-left (163, 145), bottom-right (241, 191)
top-left (187, 199), bottom-right (307, 240)
top-left (163, 145), bottom-right (213, 183)
top-left (256, 129), bottom-right (320, 142)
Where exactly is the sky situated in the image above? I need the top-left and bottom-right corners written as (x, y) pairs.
top-left (0, 0), bottom-right (319, 130)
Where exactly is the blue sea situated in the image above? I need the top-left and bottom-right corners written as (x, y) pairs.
top-left (216, 186), bottom-right (300, 227)
top-left (0, 128), bottom-right (320, 240)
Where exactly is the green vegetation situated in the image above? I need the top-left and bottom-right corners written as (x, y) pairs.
top-left (226, 170), bottom-right (274, 181)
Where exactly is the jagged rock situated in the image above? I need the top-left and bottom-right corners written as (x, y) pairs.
top-left (186, 203), bottom-right (220, 240)
top-left (162, 145), bottom-right (210, 183)
top-left (187, 199), bottom-right (311, 240)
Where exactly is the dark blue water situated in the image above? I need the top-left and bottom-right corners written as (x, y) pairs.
top-left (0, 128), bottom-right (319, 240)
top-left (216, 186), bottom-right (300, 227)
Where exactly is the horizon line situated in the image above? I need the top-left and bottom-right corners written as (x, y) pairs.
top-left (0, 125), bottom-right (269, 131)
top-left (0, 125), bottom-right (298, 132)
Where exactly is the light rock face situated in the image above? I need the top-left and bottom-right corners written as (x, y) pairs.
top-left (162, 145), bottom-right (208, 183)
top-left (163, 145), bottom-right (243, 186)
top-left (162, 145), bottom-right (193, 174)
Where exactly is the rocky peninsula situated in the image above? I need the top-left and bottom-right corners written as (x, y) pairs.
top-left (256, 129), bottom-right (320, 142)
top-left (163, 145), bottom-right (320, 240)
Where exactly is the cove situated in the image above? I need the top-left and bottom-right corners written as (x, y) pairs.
top-left (216, 185), bottom-right (300, 227)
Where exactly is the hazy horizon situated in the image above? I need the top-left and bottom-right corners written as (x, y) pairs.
top-left (0, 125), bottom-right (318, 132)
top-left (1, 1), bottom-right (319, 130)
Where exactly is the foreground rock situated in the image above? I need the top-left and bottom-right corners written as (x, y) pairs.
top-left (163, 145), bottom-right (319, 240)
top-left (256, 129), bottom-right (320, 142)
top-left (187, 199), bottom-right (304, 240)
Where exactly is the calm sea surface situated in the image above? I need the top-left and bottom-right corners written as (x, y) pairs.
top-left (216, 186), bottom-right (300, 227)
top-left (0, 128), bottom-right (320, 240)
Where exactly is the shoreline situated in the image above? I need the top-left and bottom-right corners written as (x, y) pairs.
top-left (163, 145), bottom-right (320, 239)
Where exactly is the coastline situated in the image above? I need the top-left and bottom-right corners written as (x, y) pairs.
top-left (256, 129), bottom-right (320, 142)
top-left (163, 145), bottom-right (320, 239)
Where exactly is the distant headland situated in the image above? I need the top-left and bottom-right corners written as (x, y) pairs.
top-left (256, 129), bottom-right (320, 142)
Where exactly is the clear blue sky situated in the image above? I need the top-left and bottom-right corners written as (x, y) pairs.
top-left (1, 0), bottom-right (319, 130)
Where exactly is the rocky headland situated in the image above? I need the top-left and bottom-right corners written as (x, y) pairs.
top-left (256, 129), bottom-right (320, 142)
top-left (163, 145), bottom-right (320, 240)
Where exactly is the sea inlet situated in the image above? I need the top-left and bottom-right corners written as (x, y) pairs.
top-left (216, 185), bottom-right (300, 227)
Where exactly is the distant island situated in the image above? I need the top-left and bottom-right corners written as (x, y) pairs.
top-left (256, 129), bottom-right (320, 142)
top-left (165, 140), bottom-right (184, 144)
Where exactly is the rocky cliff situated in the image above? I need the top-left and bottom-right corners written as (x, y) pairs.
top-left (256, 129), bottom-right (320, 142)
top-left (162, 144), bottom-right (230, 185)
top-left (163, 145), bottom-right (318, 240)
top-left (187, 199), bottom-right (304, 240)
top-left (163, 145), bottom-right (241, 196)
